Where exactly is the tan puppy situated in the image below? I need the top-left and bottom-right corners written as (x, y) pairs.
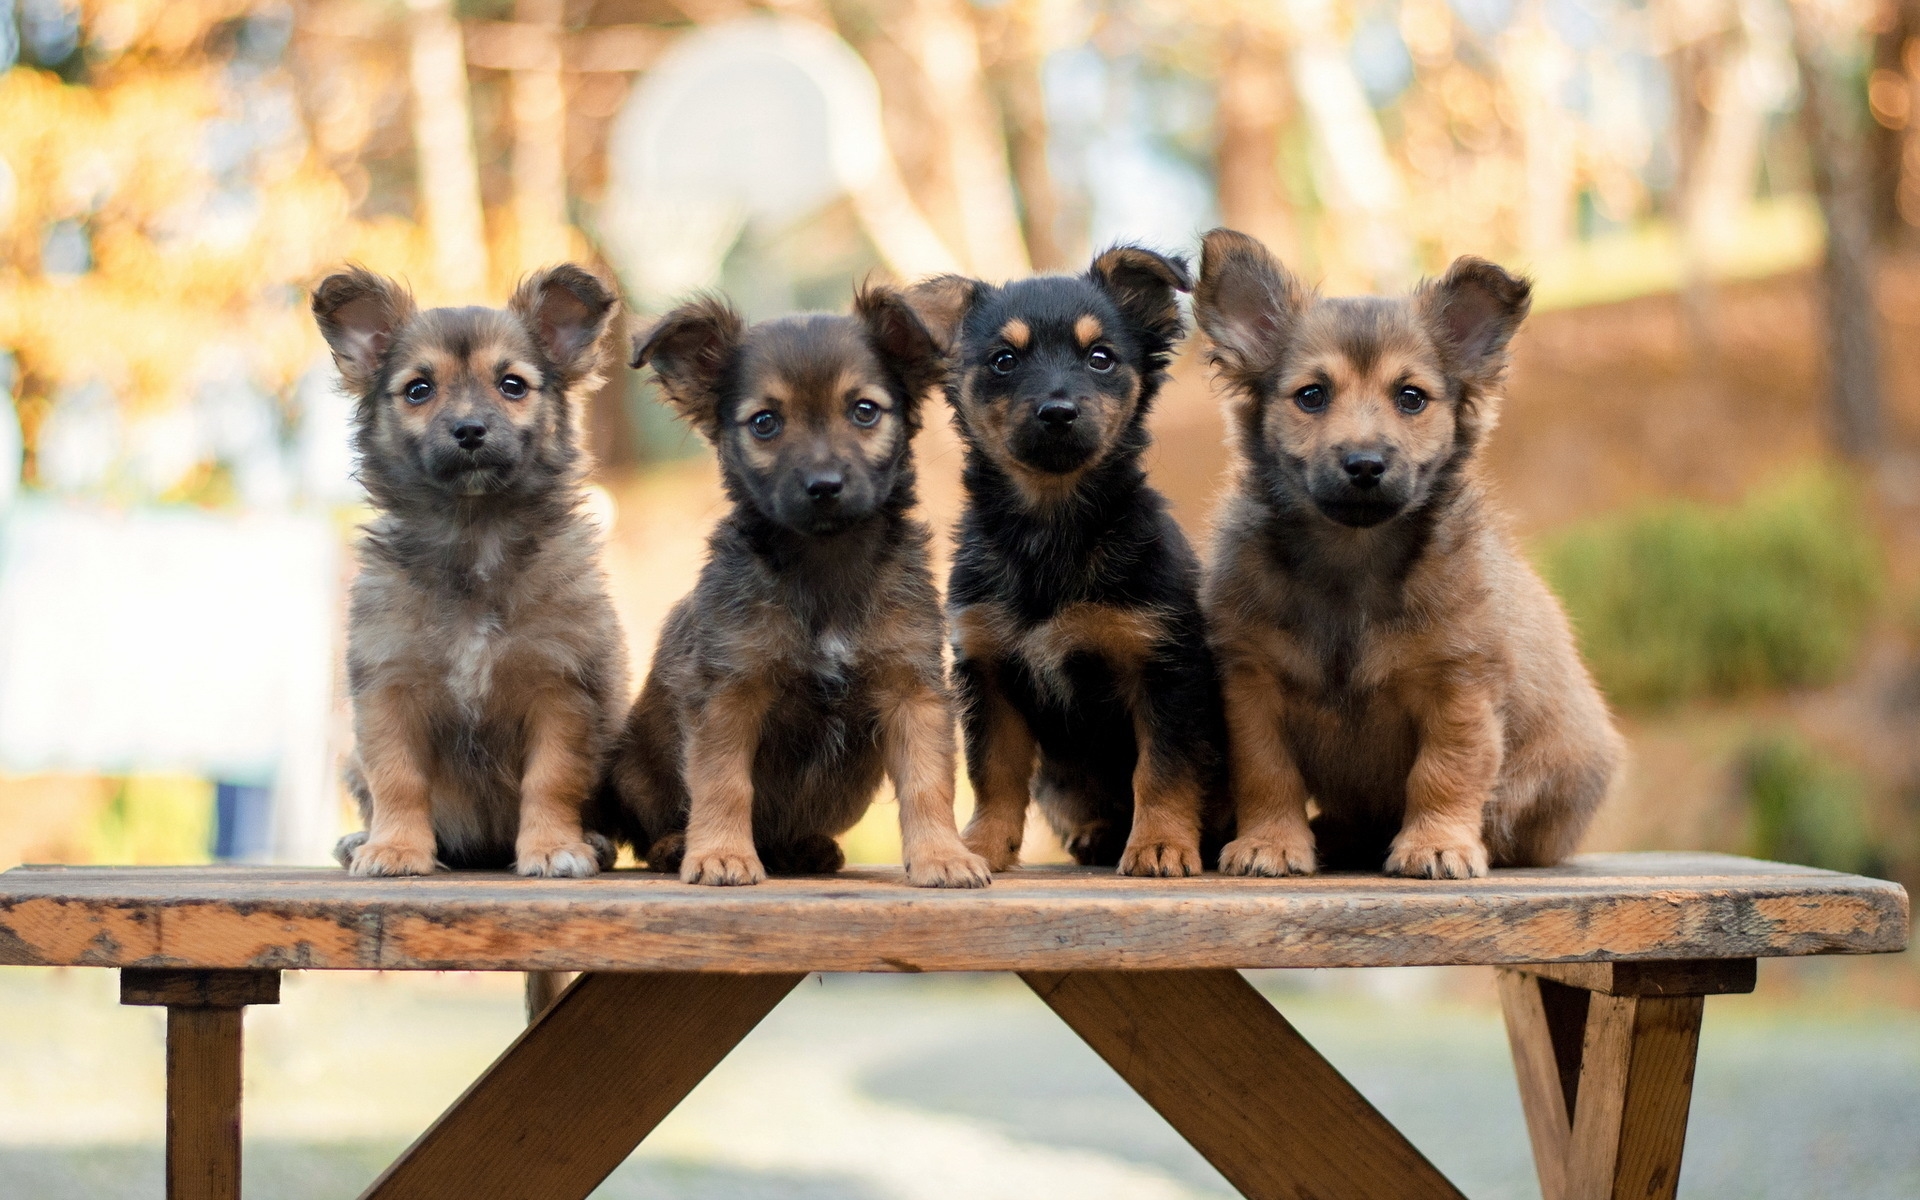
top-left (314, 265), bottom-right (628, 877)
top-left (1193, 229), bottom-right (1622, 879)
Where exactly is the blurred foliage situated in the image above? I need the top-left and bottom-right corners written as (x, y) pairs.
top-left (89, 774), bottom-right (214, 864)
top-left (1538, 471), bottom-right (1883, 709)
top-left (1741, 731), bottom-right (1877, 874)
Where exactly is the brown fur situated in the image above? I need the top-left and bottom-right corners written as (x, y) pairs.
top-left (313, 264), bottom-right (628, 877)
top-left (1194, 229), bottom-right (1623, 879)
top-left (604, 288), bottom-right (990, 888)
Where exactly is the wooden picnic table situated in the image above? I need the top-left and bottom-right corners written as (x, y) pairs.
top-left (0, 851), bottom-right (1907, 1200)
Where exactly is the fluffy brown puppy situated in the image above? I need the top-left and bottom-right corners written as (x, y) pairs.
top-left (315, 264), bottom-right (628, 877)
top-left (604, 288), bottom-right (990, 888)
top-left (1193, 229), bottom-right (1622, 879)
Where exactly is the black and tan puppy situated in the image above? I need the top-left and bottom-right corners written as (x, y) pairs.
top-left (908, 247), bottom-right (1229, 876)
top-left (604, 288), bottom-right (990, 888)
top-left (313, 264), bottom-right (628, 877)
top-left (1194, 228), bottom-right (1623, 879)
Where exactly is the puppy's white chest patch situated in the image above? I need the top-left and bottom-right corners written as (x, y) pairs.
top-left (446, 614), bottom-right (504, 715)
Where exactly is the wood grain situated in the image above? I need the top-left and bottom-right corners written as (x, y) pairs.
top-left (166, 1007), bottom-right (244, 1200)
top-left (1564, 993), bottom-right (1704, 1200)
top-left (360, 970), bottom-right (803, 1200)
top-left (0, 854), bottom-right (1905, 973)
top-left (1025, 969), bottom-right (1465, 1199)
top-left (1499, 969), bottom-right (1590, 1200)
top-left (1515, 959), bottom-right (1756, 996)
top-left (121, 968), bottom-right (280, 1008)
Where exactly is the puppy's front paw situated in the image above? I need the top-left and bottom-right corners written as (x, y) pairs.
top-left (1385, 830), bottom-right (1489, 879)
top-left (585, 831), bottom-right (619, 871)
top-left (1117, 838), bottom-right (1203, 878)
top-left (333, 830), bottom-right (368, 869)
top-left (1218, 833), bottom-right (1317, 877)
top-left (960, 823), bottom-right (1021, 872)
top-left (515, 840), bottom-right (602, 878)
top-left (681, 848), bottom-right (766, 886)
top-left (349, 838), bottom-right (440, 877)
top-left (906, 843), bottom-right (992, 888)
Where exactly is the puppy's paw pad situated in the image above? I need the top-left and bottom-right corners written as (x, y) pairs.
top-left (1384, 835), bottom-right (1489, 880)
top-left (907, 847), bottom-right (993, 888)
top-left (681, 850), bottom-right (766, 886)
top-left (349, 841), bottom-right (439, 877)
top-left (1117, 840), bottom-right (1203, 878)
top-left (333, 830), bottom-right (369, 870)
top-left (960, 827), bottom-right (1021, 872)
top-left (516, 842), bottom-right (602, 878)
top-left (1218, 835), bottom-right (1317, 877)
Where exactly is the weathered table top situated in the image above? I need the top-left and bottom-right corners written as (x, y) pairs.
top-left (0, 852), bottom-right (1905, 974)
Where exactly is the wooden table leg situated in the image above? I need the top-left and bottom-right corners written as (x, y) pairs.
top-left (1500, 961), bottom-right (1749, 1200)
top-left (523, 970), bottom-right (576, 1023)
top-left (1022, 969), bottom-right (1465, 1200)
top-left (121, 969), bottom-right (281, 1200)
top-left (360, 970), bottom-right (804, 1200)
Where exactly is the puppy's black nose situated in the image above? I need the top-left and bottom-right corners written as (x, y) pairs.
top-left (1036, 400), bottom-right (1079, 428)
top-left (1342, 450), bottom-right (1386, 488)
top-left (453, 421), bottom-right (487, 450)
top-left (805, 471), bottom-right (844, 501)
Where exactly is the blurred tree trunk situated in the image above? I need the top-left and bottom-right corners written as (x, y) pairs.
top-left (1791, 3), bottom-right (1884, 458)
top-left (978, 0), bottom-right (1066, 270)
top-left (1214, 23), bottom-right (1301, 265)
top-left (511, 0), bottom-right (572, 272)
top-left (407, 0), bottom-right (489, 298)
top-left (890, 0), bottom-right (1032, 279)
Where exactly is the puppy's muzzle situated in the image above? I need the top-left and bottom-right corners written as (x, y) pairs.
top-left (1035, 398), bottom-right (1079, 429)
top-left (804, 470), bottom-right (844, 503)
top-left (1342, 450), bottom-right (1386, 490)
top-left (453, 421), bottom-right (488, 451)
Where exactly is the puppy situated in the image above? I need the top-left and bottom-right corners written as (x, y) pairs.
top-left (908, 247), bottom-right (1230, 876)
top-left (604, 287), bottom-right (990, 888)
top-left (1193, 228), bottom-right (1623, 879)
top-left (313, 264), bottom-right (629, 877)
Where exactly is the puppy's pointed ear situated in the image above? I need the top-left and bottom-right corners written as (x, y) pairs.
top-left (511, 264), bottom-right (620, 385)
top-left (1418, 256), bottom-right (1531, 380)
top-left (629, 296), bottom-right (744, 437)
top-left (901, 275), bottom-right (980, 356)
top-left (312, 267), bottom-right (415, 394)
top-left (856, 285), bottom-right (946, 416)
top-left (1088, 244), bottom-right (1191, 348)
top-left (1193, 228), bottom-right (1306, 393)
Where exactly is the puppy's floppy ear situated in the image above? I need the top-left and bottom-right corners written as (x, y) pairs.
top-left (1193, 228), bottom-right (1306, 393)
top-left (901, 275), bottom-right (981, 356)
top-left (629, 295), bottom-right (744, 437)
top-left (510, 264), bottom-right (620, 385)
top-left (1417, 256), bottom-right (1531, 380)
top-left (855, 285), bottom-right (946, 416)
top-left (312, 266), bottom-right (416, 395)
top-left (1088, 244), bottom-right (1192, 348)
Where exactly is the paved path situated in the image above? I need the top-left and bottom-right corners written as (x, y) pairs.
top-left (1, 967), bottom-right (1915, 1198)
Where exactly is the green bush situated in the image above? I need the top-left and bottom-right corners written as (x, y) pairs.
top-left (1741, 733), bottom-right (1876, 874)
top-left (1536, 471), bottom-right (1882, 709)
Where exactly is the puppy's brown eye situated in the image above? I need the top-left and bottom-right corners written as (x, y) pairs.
top-left (405, 379), bottom-right (434, 405)
top-left (1294, 385), bottom-right (1327, 413)
top-left (748, 410), bottom-right (782, 440)
top-left (850, 399), bottom-right (882, 427)
top-left (1087, 347), bottom-right (1115, 372)
top-left (499, 375), bottom-right (528, 399)
top-left (990, 349), bottom-right (1018, 375)
top-left (1397, 386), bottom-right (1427, 414)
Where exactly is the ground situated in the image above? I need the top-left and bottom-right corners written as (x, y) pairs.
top-left (1, 963), bottom-right (1915, 1199)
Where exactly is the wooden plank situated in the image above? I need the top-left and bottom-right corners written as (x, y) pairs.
top-left (1563, 993), bottom-right (1705, 1200)
top-left (361, 970), bottom-right (803, 1200)
top-left (0, 854), bottom-right (1906, 973)
top-left (1516, 959), bottom-right (1756, 996)
top-left (523, 970), bottom-right (575, 1022)
top-left (122, 968), bottom-right (280, 1008)
top-left (1499, 969), bottom-right (1590, 1200)
top-left (166, 1007), bottom-right (244, 1200)
top-left (1024, 969), bottom-right (1465, 1200)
